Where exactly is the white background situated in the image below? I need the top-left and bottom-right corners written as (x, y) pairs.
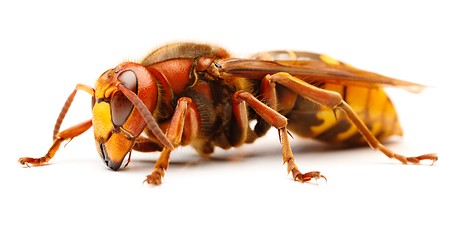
top-left (1, 1), bottom-right (453, 239)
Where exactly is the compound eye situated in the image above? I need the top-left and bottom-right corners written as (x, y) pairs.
top-left (111, 70), bottom-right (138, 126)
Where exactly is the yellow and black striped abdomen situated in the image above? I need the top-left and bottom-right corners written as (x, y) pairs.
top-left (285, 83), bottom-right (403, 145)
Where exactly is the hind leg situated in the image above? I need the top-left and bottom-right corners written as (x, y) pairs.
top-left (266, 72), bottom-right (437, 164)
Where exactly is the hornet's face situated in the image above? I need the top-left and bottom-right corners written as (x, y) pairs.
top-left (92, 62), bottom-right (158, 170)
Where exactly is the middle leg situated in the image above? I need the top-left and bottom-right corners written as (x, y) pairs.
top-left (232, 91), bottom-right (326, 183)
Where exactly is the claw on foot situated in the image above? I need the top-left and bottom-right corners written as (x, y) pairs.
top-left (18, 157), bottom-right (48, 167)
top-left (394, 153), bottom-right (438, 165)
top-left (378, 145), bottom-right (438, 165)
top-left (143, 170), bottom-right (164, 186)
top-left (293, 171), bottom-right (327, 184)
top-left (410, 153), bottom-right (438, 165)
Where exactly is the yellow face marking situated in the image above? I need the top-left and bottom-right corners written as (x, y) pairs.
top-left (320, 55), bottom-right (340, 65)
top-left (92, 102), bottom-right (114, 142)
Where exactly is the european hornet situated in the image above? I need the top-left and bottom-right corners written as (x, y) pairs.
top-left (19, 42), bottom-right (438, 185)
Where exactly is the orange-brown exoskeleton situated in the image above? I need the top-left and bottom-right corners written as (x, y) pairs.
top-left (19, 42), bottom-right (438, 185)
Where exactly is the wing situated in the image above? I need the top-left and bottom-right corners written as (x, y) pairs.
top-left (214, 51), bottom-right (425, 93)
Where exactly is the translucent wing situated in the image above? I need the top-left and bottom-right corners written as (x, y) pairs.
top-left (215, 51), bottom-right (425, 93)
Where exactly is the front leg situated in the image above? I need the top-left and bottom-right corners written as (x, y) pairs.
top-left (19, 120), bottom-right (92, 166)
top-left (19, 83), bottom-right (94, 166)
top-left (144, 97), bottom-right (199, 185)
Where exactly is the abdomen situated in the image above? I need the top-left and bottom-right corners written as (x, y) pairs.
top-left (285, 83), bottom-right (403, 145)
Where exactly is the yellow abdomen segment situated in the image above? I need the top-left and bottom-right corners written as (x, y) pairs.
top-left (286, 84), bottom-right (403, 145)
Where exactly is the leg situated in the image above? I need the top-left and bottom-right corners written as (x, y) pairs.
top-left (53, 84), bottom-right (94, 139)
top-left (233, 91), bottom-right (325, 183)
top-left (144, 97), bottom-right (199, 185)
top-left (267, 72), bottom-right (438, 164)
top-left (19, 83), bottom-right (94, 166)
top-left (19, 120), bottom-right (92, 166)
